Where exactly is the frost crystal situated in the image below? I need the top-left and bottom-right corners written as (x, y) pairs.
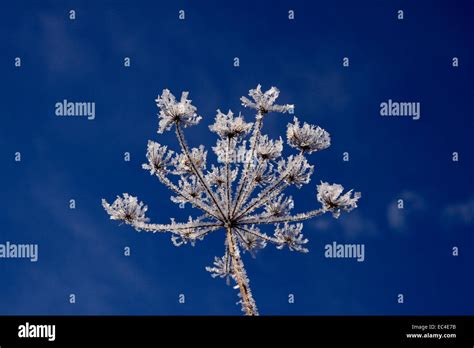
top-left (172, 145), bottom-right (207, 175)
top-left (102, 194), bottom-right (149, 228)
top-left (241, 84), bottom-right (294, 115)
top-left (209, 109), bottom-right (253, 140)
top-left (256, 135), bottom-right (283, 161)
top-left (274, 223), bottom-right (309, 253)
top-left (237, 225), bottom-right (267, 256)
top-left (156, 89), bottom-right (202, 133)
top-left (253, 161), bottom-right (275, 187)
top-left (102, 85), bottom-right (361, 316)
top-left (142, 141), bottom-right (174, 175)
top-left (264, 195), bottom-right (294, 217)
top-left (205, 255), bottom-right (232, 279)
top-left (317, 181), bottom-right (361, 218)
top-left (278, 155), bottom-right (314, 188)
top-left (287, 117), bottom-right (331, 154)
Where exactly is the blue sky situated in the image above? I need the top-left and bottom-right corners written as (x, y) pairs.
top-left (0, 0), bottom-right (473, 315)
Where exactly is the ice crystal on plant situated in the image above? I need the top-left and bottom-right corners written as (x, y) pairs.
top-left (256, 135), bottom-right (283, 161)
top-left (253, 161), bottom-right (275, 187)
top-left (277, 154), bottom-right (314, 188)
top-left (287, 117), bottom-right (331, 154)
top-left (237, 225), bottom-right (267, 256)
top-left (142, 141), bottom-right (174, 175)
top-left (274, 222), bottom-right (309, 253)
top-left (102, 85), bottom-right (361, 316)
top-left (172, 145), bottom-right (207, 175)
top-left (241, 84), bottom-right (294, 115)
top-left (156, 90), bottom-right (202, 133)
top-left (102, 194), bottom-right (149, 228)
top-left (264, 195), bottom-right (294, 217)
top-left (206, 255), bottom-right (232, 279)
top-left (317, 181), bottom-right (361, 218)
top-left (209, 109), bottom-right (253, 140)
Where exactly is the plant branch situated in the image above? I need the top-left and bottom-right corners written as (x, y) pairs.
top-left (134, 221), bottom-right (224, 233)
top-left (235, 225), bottom-right (281, 244)
top-left (234, 181), bottom-right (289, 222)
top-left (175, 122), bottom-right (227, 221)
top-left (225, 137), bottom-right (232, 217)
top-left (155, 171), bottom-right (221, 220)
top-left (239, 208), bottom-right (326, 225)
top-left (231, 115), bottom-right (263, 218)
top-left (189, 225), bottom-right (223, 239)
top-left (234, 152), bottom-right (305, 220)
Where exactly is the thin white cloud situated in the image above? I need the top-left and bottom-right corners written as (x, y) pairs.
top-left (4, 172), bottom-right (166, 314)
top-left (387, 191), bottom-right (426, 232)
top-left (16, 12), bottom-right (100, 76)
top-left (339, 212), bottom-right (377, 239)
top-left (442, 196), bottom-right (474, 226)
top-left (309, 211), bottom-right (377, 240)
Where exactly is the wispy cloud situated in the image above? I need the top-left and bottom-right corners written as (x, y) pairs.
top-left (310, 211), bottom-right (377, 240)
top-left (4, 171), bottom-right (165, 314)
top-left (386, 191), bottom-right (426, 232)
top-left (339, 212), bottom-right (377, 239)
top-left (21, 12), bottom-right (100, 76)
top-left (442, 196), bottom-right (474, 226)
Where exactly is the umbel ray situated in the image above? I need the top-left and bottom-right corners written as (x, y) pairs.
top-left (102, 85), bottom-right (361, 316)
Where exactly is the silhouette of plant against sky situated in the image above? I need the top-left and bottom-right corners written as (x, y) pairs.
top-left (102, 85), bottom-right (361, 316)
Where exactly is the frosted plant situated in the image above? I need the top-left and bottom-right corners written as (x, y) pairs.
top-left (102, 85), bottom-right (361, 316)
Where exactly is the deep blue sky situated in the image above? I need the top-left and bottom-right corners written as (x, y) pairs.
top-left (0, 0), bottom-right (472, 315)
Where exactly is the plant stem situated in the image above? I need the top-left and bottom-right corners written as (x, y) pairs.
top-left (226, 227), bottom-right (258, 316)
